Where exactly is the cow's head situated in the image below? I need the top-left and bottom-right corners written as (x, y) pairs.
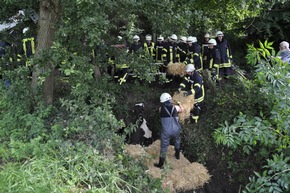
top-left (133, 103), bottom-right (144, 120)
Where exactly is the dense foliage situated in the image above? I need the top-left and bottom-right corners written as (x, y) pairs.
top-left (243, 1), bottom-right (290, 42)
top-left (1, 0), bottom-right (290, 192)
top-left (214, 41), bottom-right (290, 192)
top-left (0, 68), bottom-right (166, 192)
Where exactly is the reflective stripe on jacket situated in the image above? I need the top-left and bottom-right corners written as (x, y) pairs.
top-left (180, 71), bottom-right (204, 103)
top-left (216, 38), bottom-right (232, 68)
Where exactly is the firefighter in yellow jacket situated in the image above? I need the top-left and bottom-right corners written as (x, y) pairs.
top-left (178, 64), bottom-right (205, 123)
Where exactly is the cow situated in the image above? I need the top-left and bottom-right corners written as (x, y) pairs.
top-left (127, 103), bottom-right (153, 146)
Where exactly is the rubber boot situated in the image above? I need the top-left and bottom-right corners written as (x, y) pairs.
top-left (154, 157), bottom-right (165, 168)
top-left (175, 149), bottom-right (180, 160)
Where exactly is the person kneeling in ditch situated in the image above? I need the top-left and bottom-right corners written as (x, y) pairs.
top-left (154, 93), bottom-right (184, 169)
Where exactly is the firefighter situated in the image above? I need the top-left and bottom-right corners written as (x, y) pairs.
top-left (143, 34), bottom-right (155, 60)
top-left (154, 35), bottom-right (166, 63)
top-left (110, 36), bottom-right (130, 85)
top-left (116, 35), bottom-right (142, 85)
top-left (177, 36), bottom-right (187, 62)
top-left (21, 27), bottom-right (35, 67)
top-left (107, 36), bottom-right (128, 78)
top-left (154, 35), bottom-right (167, 72)
top-left (178, 64), bottom-right (204, 123)
top-left (201, 33), bottom-right (210, 70)
top-left (207, 39), bottom-right (221, 84)
top-left (186, 36), bottom-right (202, 71)
top-left (154, 93), bottom-right (184, 169)
top-left (215, 31), bottom-right (232, 80)
top-left (164, 34), bottom-right (179, 65)
top-left (128, 35), bottom-right (143, 55)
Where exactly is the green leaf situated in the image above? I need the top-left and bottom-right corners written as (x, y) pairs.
top-left (259, 41), bottom-right (265, 49)
top-left (64, 69), bottom-right (72, 75)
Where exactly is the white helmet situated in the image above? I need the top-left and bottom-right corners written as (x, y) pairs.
top-left (133, 35), bottom-right (140, 41)
top-left (204, 33), bottom-right (210, 38)
top-left (187, 36), bottom-right (197, 43)
top-left (187, 36), bottom-right (193, 42)
top-left (180, 36), bottom-right (187, 43)
top-left (23, 27), bottom-right (29, 34)
top-left (185, 64), bottom-right (195, 72)
top-left (208, 39), bottom-right (217, 46)
top-left (157, 35), bottom-right (164, 41)
top-left (145, 34), bottom-right (152, 41)
top-left (170, 34), bottom-right (177, 41)
top-left (216, 31), bottom-right (224, 37)
top-left (280, 41), bottom-right (289, 49)
top-left (160, 93), bottom-right (172, 103)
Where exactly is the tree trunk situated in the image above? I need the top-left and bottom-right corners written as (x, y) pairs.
top-left (31, 0), bottom-right (61, 105)
top-left (94, 66), bottom-right (101, 80)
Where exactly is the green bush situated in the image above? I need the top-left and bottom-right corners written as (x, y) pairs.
top-left (213, 40), bottom-right (290, 192)
top-left (0, 140), bottom-right (164, 193)
top-left (0, 62), bottom-right (165, 192)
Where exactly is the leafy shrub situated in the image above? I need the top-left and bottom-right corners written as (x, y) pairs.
top-left (0, 140), bottom-right (164, 193)
top-left (214, 40), bottom-right (290, 192)
top-left (0, 55), bottom-right (165, 192)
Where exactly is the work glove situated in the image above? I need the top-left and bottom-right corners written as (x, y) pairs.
top-left (185, 90), bottom-right (194, 96)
